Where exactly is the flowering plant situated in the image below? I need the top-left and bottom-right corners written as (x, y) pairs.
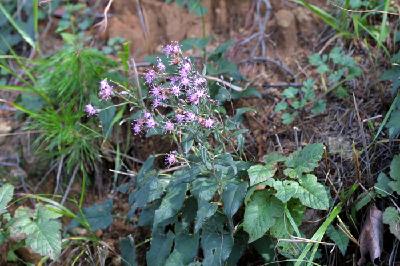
top-left (86, 41), bottom-right (245, 168)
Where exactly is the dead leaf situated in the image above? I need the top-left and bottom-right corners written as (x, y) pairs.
top-left (358, 205), bottom-right (383, 265)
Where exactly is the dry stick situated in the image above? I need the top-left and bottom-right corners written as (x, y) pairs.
top-left (61, 165), bottom-right (79, 205)
top-left (130, 57), bottom-right (146, 108)
top-left (204, 75), bottom-right (244, 92)
top-left (239, 57), bottom-right (295, 78)
top-left (352, 93), bottom-right (372, 185)
top-left (135, 0), bottom-right (148, 38)
top-left (54, 154), bottom-right (64, 195)
top-left (94, 0), bottom-right (114, 33)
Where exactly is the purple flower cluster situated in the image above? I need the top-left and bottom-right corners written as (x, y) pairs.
top-left (99, 79), bottom-right (113, 100)
top-left (165, 150), bottom-right (177, 166)
top-left (131, 112), bottom-right (157, 135)
top-left (84, 104), bottom-right (98, 116)
top-left (133, 41), bottom-right (217, 137)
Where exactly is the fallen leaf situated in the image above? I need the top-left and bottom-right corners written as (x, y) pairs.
top-left (358, 205), bottom-right (383, 265)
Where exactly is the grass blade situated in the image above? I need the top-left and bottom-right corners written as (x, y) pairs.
top-left (0, 2), bottom-right (36, 49)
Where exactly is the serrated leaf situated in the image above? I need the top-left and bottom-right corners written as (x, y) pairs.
top-left (383, 207), bottom-right (400, 240)
top-left (389, 155), bottom-right (400, 194)
top-left (191, 178), bottom-right (218, 202)
top-left (375, 172), bottom-right (393, 197)
top-left (222, 182), bottom-right (247, 223)
top-left (248, 165), bottom-right (276, 186)
top-left (282, 87), bottom-right (298, 99)
top-left (10, 205), bottom-right (62, 260)
top-left (146, 231), bottom-right (175, 266)
top-left (154, 183), bottom-right (187, 228)
top-left (201, 215), bottom-right (234, 266)
top-left (295, 174), bottom-right (329, 210)
top-left (275, 101), bottom-right (288, 112)
top-left (167, 233), bottom-right (199, 265)
top-left (83, 199), bottom-right (113, 231)
top-left (282, 112), bottom-right (296, 124)
top-left (0, 184), bottom-right (14, 214)
top-left (327, 225), bottom-right (349, 255)
top-left (244, 191), bottom-right (282, 242)
top-left (273, 180), bottom-right (299, 203)
top-left (311, 99), bottom-right (326, 115)
top-left (194, 200), bottom-right (218, 232)
top-left (120, 235), bottom-right (137, 266)
top-left (263, 152), bottom-right (286, 166)
top-left (285, 143), bottom-right (325, 178)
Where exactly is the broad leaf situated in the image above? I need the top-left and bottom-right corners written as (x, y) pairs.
top-left (248, 165), bottom-right (276, 186)
top-left (191, 178), bottom-right (218, 202)
top-left (0, 184), bottom-right (14, 214)
top-left (119, 235), bottom-right (137, 266)
top-left (10, 205), bottom-right (62, 260)
top-left (383, 207), bottom-right (400, 240)
top-left (389, 155), bottom-right (400, 194)
top-left (327, 225), bottom-right (349, 255)
top-left (166, 233), bottom-right (199, 265)
top-left (375, 172), bottom-right (393, 197)
top-left (195, 200), bottom-right (218, 232)
top-left (295, 174), bottom-right (329, 210)
top-left (273, 180), bottom-right (299, 203)
top-left (285, 143), bottom-right (324, 178)
top-left (222, 182), bottom-right (247, 223)
top-left (83, 199), bottom-right (113, 231)
top-left (153, 183), bottom-right (187, 228)
top-left (146, 231), bottom-right (175, 266)
top-left (201, 215), bottom-right (234, 266)
top-left (244, 191), bottom-right (282, 242)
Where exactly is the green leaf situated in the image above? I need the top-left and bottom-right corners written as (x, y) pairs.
top-left (191, 178), bottom-right (218, 202)
top-left (201, 215), bottom-right (234, 266)
top-left (389, 154), bottom-right (400, 194)
top-left (383, 207), bottom-right (400, 240)
top-left (248, 165), bottom-right (276, 186)
top-left (375, 172), bottom-right (393, 197)
top-left (295, 174), bottom-right (329, 210)
top-left (326, 225), bottom-right (349, 255)
top-left (282, 112), bottom-right (296, 124)
top-left (263, 152), bottom-right (286, 166)
top-left (146, 231), bottom-right (175, 266)
top-left (153, 183), bottom-right (187, 228)
top-left (167, 233), bottom-right (199, 265)
top-left (222, 182), bottom-right (248, 223)
top-left (244, 191), bottom-right (282, 242)
top-left (282, 87), bottom-right (298, 99)
top-left (311, 99), bottom-right (326, 115)
top-left (0, 183), bottom-right (14, 214)
top-left (10, 205), bottom-right (62, 260)
top-left (284, 143), bottom-right (325, 178)
top-left (194, 200), bottom-right (218, 232)
top-left (253, 236), bottom-right (276, 262)
top-left (275, 101), bottom-right (288, 112)
top-left (120, 235), bottom-right (137, 266)
top-left (273, 180), bottom-right (299, 203)
top-left (82, 199), bottom-right (113, 231)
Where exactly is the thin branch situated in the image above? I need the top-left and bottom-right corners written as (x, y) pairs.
top-left (61, 165), bottom-right (79, 205)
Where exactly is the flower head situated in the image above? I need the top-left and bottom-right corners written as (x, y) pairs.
top-left (165, 151), bottom-right (177, 166)
top-left (84, 104), bottom-right (98, 116)
top-left (164, 121), bottom-right (174, 132)
top-left (175, 113), bottom-right (185, 123)
top-left (146, 117), bottom-right (156, 128)
top-left (144, 69), bottom-right (156, 84)
top-left (180, 77), bottom-right (190, 86)
top-left (132, 122), bottom-right (142, 135)
top-left (203, 117), bottom-right (215, 128)
top-left (99, 79), bottom-right (113, 100)
top-left (171, 85), bottom-right (180, 96)
top-left (185, 112), bottom-right (196, 122)
top-left (156, 58), bottom-right (166, 72)
top-left (162, 42), bottom-right (181, 56)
